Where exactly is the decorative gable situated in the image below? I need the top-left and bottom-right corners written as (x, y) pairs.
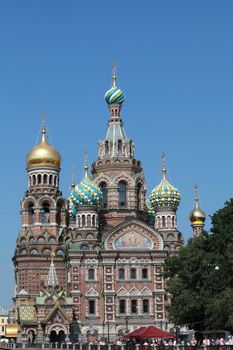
top-left (141, 287), bottom-right (152, 296)
top-left (104, 219), bottom-right (163, 251)
top-left (129, 287), bottom-right (140, 296)
top-left (117, 287), bottom-right (128, 296)
top-left (85, 288), bottom-right (99, 297)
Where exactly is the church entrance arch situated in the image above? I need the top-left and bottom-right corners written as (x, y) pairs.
top-left (48, 324), bottom-right (67, 343)
top-left (49, 329), bottom-right (65, 343)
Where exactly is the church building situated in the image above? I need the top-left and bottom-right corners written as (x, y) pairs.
top-left (12, 67), bottom-right (206, 343)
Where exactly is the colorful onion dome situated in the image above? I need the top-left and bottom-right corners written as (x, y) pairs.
top-left (189, 187), bottom-right (206, 225)
top-left (26, 125), bottom-right (61, 168)
top-left (150, 167), bottom-right (181, 210)
top-left (104, 64), bottom-right (125, 105)
top-left (104, 86), bottom-right (125, 105)
top-left (69, 165), bottom-right (102, 208)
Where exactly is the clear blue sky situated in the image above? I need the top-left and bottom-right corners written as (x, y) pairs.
top-left (0, 0), bottom-right (232, 307)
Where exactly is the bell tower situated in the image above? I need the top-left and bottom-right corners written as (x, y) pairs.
top-left (92, 64), bottom-right (147, 228)
top-left (14, 114), bottom-right (67, 296)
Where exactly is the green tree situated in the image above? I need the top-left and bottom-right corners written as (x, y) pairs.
top-left (164, 199), bottom-right (233, 331)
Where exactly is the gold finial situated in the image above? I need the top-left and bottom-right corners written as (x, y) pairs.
top-left (194, 184), bottom-right (199, 208)
top-left (112, 61), bottom-right (117, 87)
top-left (161, 150), bottom-right (167, 179)
top-left (84, 147), bottom-right (88, 177)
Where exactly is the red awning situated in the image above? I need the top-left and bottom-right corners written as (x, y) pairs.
top-left (132, 326), bottom-right (175, 340)
top-left (125, 327), bottom-right (147, 338)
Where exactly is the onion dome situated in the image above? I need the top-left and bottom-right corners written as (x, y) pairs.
top-left (104, 63), bottom-right (125, 105)
top-left (150, 166), bottom-right (181, 210)
top-left (189, 186), bottom-right (206, 225)
top-left (26, 125), bottom-right (61, 168)
top-left (69, 165), bottom-right (102, 208)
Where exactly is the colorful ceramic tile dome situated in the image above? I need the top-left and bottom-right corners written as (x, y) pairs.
top-left (150, 168), bottom-right (181, 210)
top-left (104, 86), bottom-right (125, 105)
top-left (68, 166), bottom-right (102, 213)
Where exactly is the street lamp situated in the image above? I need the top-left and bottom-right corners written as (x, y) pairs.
top-left (125, 316), bottom-right (129, 333)
top-left (102, 321), bottom-right (105, 339)
top-left (106, 321), bottom-right (110, 343)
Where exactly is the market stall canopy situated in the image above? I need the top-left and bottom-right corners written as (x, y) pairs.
top-left (125, 327), bottom-right (146, 338)
top-left (134, 326), bottom-right (175, 339)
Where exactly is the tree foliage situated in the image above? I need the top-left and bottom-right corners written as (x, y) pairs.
top-left (164, 199), bottom-right (233, 331)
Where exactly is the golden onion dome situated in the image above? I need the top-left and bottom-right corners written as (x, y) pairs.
top-left (26, 126), bottom-right (61, 168)
top-left (189, 187), bottom-right (206, 225)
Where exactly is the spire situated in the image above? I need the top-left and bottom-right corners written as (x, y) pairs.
top-left (71, 165), bottom-right (76, 189)
top-left (112, 61), bottom-right (117, 87)
top-left (46, 251), bottom-right (59, 288)
top-left (194, 184), bottom-right (199, 208)
top-left (161, 150), bottom-right (167, 179)
top-left (84, 148), bottom-right (89, 177)
top-left (41, 109), bottom-right (47, 142)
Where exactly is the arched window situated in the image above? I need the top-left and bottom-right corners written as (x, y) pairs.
top-left (40, 202), bottom-right (50, 224)
top-left (118, 139), bottom-right (123, 153)
top-left (105, 141), bottom-right (110, 155)
top-left (43, 174), bottom-right (47, 184)
top-left (136, 183), bottom-right (142, 210)
top-left (28, 203), bottom-right (35, 224)
top-left (32, 175), bottom-right (36, 185)
top-left (87, 214), bottom-right (91, 227)
top-left (92, 215), bottom-right (95, 227)
top-left (162, 216), bottom-right (166, 228)
top-left (49, 175), bottom-right (52, 185)
top-left (38, 174), bottom-right (42, 184)
top-left (118, 181), bottom-right (127, 208)
top-left (54, 176), bottom-right (57, 186)
top-left (88, 268), bottom-right (95, 280)
top-left (100, 182), bottom-right (108, 209)
top-left (56, 200), bottom-right (64, 226)
top-left (119, 268), bottom-right (125, 280)
top-left (172, 216), bottom-right (175, 228)
top-left (82, 214), bottom-right (85, 227)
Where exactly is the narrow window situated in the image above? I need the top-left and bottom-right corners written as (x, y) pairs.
top-left (130, 268), bottom-right (136, 280)
top-left (136, 183), bottom-right (141, 210)
top-left (88, 300), bottom-right (95, 314)
top-left (142, 268), bottom-right (148, 280)
top-left (143, 299), bottom-right (149, 313)
top-left (119, 268), bottom-right (125, 280)
top-left (43, 174), bottom-right (47, 184)
top-left (88, 269), bottom-right (95, 280)
top-left (105, 141), bottom-right (110, 155)
top-left (118, 181), bottom-right (127, 208)
top-left (100, 182), bottom-right (108, 209)
top-left (38, 174), bottom-right (42, 184)
top-left (172, 216), bottom-right (175, 228)
top-left (87, 214), bottom-right (91, 226)
top-left (82, 214), bottom-right (85, 226)
top-left (28, 203), bottom-right (35, 224)
top-left (162, 216), bottom-right (166, 228)
top-left (118, 139), bottom-right (123, 153)
top-left (92, 215), bottom-right (95, 227)
top-left (119, 300), bottom-right (126, 314)
top-left (131, 300), bottom-right (137, 314)
top-left (40, 202), bottom-right (50, 224)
